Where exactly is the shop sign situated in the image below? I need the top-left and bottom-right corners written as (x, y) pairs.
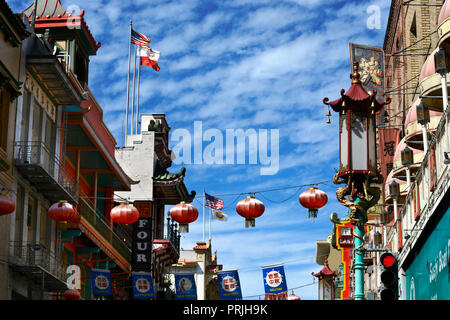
top-left (406, 206), bottom-right (450, 300)
top-left (132, 218), bottom-right (152, 272)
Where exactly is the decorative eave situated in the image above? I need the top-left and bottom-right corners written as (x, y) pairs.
top-left (23, 0), bottom-right (101, 55)
top-left (193, 241), bottom-right (209, 251)
top-left (154, 133), bottom-right (172, 169)
top-left (153, 239), bottom-right (179, 266)
top-left (0, 60), bottom-right (22, 101)
top-left (206, 264), bottom-right (223, 273)
top-left (323, 61), bottom-right (391, 114)
top-left (153, 162), bottom-right (196, 204)
top-left (171, 258), bottom-right (197, 270)
top-left (0, 0), bottom-right (29, 46)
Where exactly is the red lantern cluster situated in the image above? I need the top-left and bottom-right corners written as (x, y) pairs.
top-left (235, 195), bottom-right (265, 228)
top-left (49, 200), bottom-right (76, 222)
top-left (299, 188), bottom-right (328, 218)
top-left (63, 289), bottom-right (80, 300)
top-left (169, 202), bottom-right (199, 233)
top-left (0, 193), bottom-right (15, 216)
top-left (110, 203), bottom-right (140, 225)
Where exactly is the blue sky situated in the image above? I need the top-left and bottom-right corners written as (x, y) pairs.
top-left (7, 0), bottom-right (391, 300)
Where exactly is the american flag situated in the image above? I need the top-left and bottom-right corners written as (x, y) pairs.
top-left (131, 29), bottom-right (151, 49)
top-left (205, 193), bottom-right (224, 210)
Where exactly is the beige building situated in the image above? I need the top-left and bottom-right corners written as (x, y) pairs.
top-left (168, 240), bottom-right (222, 300)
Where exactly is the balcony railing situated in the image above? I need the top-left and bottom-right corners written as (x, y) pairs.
top-left (390, 107), bottom-right (450, 259)
top-left (9, 241), bottom-right (68, 292)
top-left (14, 141), bottom-right (78, 204)
top-left (77, 196), bottom-right (132, 263)
top-left (166, 218), bottom-right (181, 254)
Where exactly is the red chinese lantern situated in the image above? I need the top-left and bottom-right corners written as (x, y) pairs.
top-left (110, 203), bottom-right (140, 225)
top-left (49, 200), bottom-right (76, 222)
top-left (63, 289), bottom-right (80, 300)
top-left (0, 193), bottom-right (15, 216)
top-left (299, 187), bottom-right (328, 218)
top-left (169, 202), bottom-right (199, 233)
top-left (235, 195), bottom-right (265, 228)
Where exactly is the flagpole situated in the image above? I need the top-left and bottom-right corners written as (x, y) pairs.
top-left (131, 44), bottom-right (137, 137)
top-left (209, 207), bottom-right (212, 242)
top-left (203, 189), bottom-right (205, 242)
top-left (31, 0), bottom-right (38, 30)
top-left (136, 62), bottom-right (141, 135)
top-left (125, 21), bottom-right (133, 145)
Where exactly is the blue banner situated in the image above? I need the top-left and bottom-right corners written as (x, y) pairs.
top-left (262, 264), bottom-right (288, 295)
top-left (217, 270), bottom-right (242, 300)
top-left (132, 272), bottom-right (155, 300)
top-left (174, 274), bottom-right (197, 300)
top-left (91, 269), bottom-right (113, 296)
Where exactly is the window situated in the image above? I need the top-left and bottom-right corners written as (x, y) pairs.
top-left (0, 87), bottom-right (11, 151)
top-left (20, 90), bottom-right (31, 142)
top-left (14, 185), bottom-right (25, 256)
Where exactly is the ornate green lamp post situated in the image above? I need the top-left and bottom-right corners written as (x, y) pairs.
top-left (323, 61), bottom-right (390, 300)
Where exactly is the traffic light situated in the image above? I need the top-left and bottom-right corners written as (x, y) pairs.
top-left (379, 252), bottom-right (398, 300)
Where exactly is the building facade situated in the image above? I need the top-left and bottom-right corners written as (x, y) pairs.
top-left (382, 0), bottom-right (450, 300)
top-left (0, 0), bottom-right (150, 300)
top-left (115, 113), bottom-right (196, 298)
top-left (0, 0), bottom-right (28, 300)
top-left (168, 240), bottom-right (222, 300)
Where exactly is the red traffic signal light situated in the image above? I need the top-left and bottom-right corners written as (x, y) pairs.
top-left (380, 252), bottom-right (396, 268)
top-left (379, 252), bottom-right (398, 301)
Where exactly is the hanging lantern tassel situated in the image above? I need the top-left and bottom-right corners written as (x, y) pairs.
top-left (179, 222), bottom-right (189, 233)
top-left (245, 218), bottom-right (255, 228)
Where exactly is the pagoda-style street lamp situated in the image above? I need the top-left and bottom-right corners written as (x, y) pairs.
top-left (401, 145), bottom-right (413, 190)
top-left (434, 48), bottom-right (449, 113)
top-left (389, 181), bottom-right (400, 223)
top-left (323, 61), bottom-right (390, 300)
top-left (380, 208), bottom-right (390, 247)
top-left (417, 102), bottom-right (430, 153)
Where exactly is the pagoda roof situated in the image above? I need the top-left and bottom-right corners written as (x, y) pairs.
top-left (153, 161), bottom-right (196, 204)
top-left (312, 258), bottom-right (338, 279)
top-left (323, 61), bottom-right (390, 114)
top-left (23, 0), bottom-right (100, 55)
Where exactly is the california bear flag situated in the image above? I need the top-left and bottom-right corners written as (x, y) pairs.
top-left (138, 47), bottom-right (160, 72)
